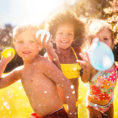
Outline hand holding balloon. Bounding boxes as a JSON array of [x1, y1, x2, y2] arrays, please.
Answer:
[[1, 47, 15, 59], [89, 38, 114, 71], [36, 29, 51, 45]]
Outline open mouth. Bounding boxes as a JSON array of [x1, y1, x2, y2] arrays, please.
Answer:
[[22, 51, 32, 55], [60, 40, 70, 44]]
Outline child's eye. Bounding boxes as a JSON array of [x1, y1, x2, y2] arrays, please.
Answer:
[[58, 32, 63, 35], [104, 38, 108, 40], [30, 40, 35, 43], [18, 41, 23, 44], [68, 33, 73, 36]]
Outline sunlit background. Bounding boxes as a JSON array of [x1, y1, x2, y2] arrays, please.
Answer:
[[0, 0, 67, 25], [0, 0, 118, 118]]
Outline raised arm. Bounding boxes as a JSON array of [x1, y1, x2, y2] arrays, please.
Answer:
[[36, 30, 60, 68], [41, 60, 77, 118], [0, 56, 21, 88], [77, 52, 97, 82]]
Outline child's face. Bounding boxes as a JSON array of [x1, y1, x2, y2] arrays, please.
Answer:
[[55, 23, 74, 49], [14, 30, 42, 61], [95, 28, 114, 49]]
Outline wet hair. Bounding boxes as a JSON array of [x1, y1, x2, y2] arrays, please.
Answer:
[[46, 8, 85, 47], [12, 25, 39, 42], [86, 19, 114, 45]]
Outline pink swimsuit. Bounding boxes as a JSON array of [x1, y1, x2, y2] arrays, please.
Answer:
[[87, 64, 118, 113]]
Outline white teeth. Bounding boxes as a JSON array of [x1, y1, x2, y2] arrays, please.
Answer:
[[61, 41, 68, 43]]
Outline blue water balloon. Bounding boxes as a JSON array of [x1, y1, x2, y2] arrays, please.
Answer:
[[89, 38, 114, 71]]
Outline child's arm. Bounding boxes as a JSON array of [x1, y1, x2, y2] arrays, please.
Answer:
[[77, 52, 97, 82], [36, 30, 60, 68], [44, 41, 60, 69], [0, 57, 21, 88], [41, 60, 77, 118]]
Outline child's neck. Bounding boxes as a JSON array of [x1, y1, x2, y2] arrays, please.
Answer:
[[56, 46, 72, 53], [23, 58, 35, 67]]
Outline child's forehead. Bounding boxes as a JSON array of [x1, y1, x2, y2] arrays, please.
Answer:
[[97, 27, 112, 36], [13, 25, 38, 38], [15, 29, 37, 40], [19, 30, 34, 37]]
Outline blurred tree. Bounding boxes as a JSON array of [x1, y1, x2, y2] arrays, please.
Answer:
[[104, 0, 118, 61], [0, 24, 13, 52], [63, 0, 113, 18]]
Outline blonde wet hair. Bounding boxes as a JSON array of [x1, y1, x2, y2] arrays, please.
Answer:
[[13, 25, 39, 42], [86, 19, 114, 45]]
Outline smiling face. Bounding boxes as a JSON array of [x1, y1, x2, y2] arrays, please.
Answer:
[[14, 30, 42, 61], [55, 23, 74, 50]]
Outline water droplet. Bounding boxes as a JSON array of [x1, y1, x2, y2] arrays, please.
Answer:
[[3, 102, 10, 109], [69, 112, 72, 115], [19, 86, 22, 90], [70, 85, 74, 89], [73, 68, 77, 71], [66, 96, 70, 99], [53, 58, 57, 61], [44, 91, 47, 94], [72, 90, 75, 94]]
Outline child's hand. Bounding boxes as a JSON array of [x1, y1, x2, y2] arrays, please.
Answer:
[[77, 51, 93, 70], [77, 51, 97, 82], [1, 48, 15, 64], [1, 51, 15, 64], [36, 29, 52, 49]]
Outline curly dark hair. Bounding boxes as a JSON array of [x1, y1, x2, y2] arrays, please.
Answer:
[[46, 8, 85, 47]]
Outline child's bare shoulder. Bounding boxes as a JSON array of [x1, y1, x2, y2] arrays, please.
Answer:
[[37, 56, 56, 70], [36, 55, 51, 65]]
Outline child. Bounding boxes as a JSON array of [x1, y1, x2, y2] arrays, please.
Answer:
[[0, 25, 77, 118], [78, 19, 118, 118], [45, 9, 85, 103]]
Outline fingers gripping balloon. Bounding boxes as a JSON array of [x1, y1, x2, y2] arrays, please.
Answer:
[[89, 38, 114, 71], [1, 47, 15, 58], [36, 29, 50, 43]]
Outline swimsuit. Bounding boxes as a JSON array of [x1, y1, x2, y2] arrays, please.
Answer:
[[87, 65, 118, 113], [60, 47, 81, 79], [87, 98, 113, 113], [31, 108, 68, 118]]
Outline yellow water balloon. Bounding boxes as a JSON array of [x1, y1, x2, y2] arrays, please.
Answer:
[[1, 47, 15, 58]]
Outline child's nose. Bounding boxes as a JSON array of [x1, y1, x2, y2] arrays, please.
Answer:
[[23, 43, 29, 48], [62, 34, 67, 38], [62, 34, 70, 39]]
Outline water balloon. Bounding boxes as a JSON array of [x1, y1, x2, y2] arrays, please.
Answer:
[[1, 47, 15, 58], [89, 38, 114, 71]]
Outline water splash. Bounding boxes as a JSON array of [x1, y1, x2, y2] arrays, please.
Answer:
[[70, 85, 74, 89], [3, 102, 10, 110]]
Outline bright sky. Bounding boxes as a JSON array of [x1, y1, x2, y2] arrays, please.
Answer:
[[0, 0, 65, 25]]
